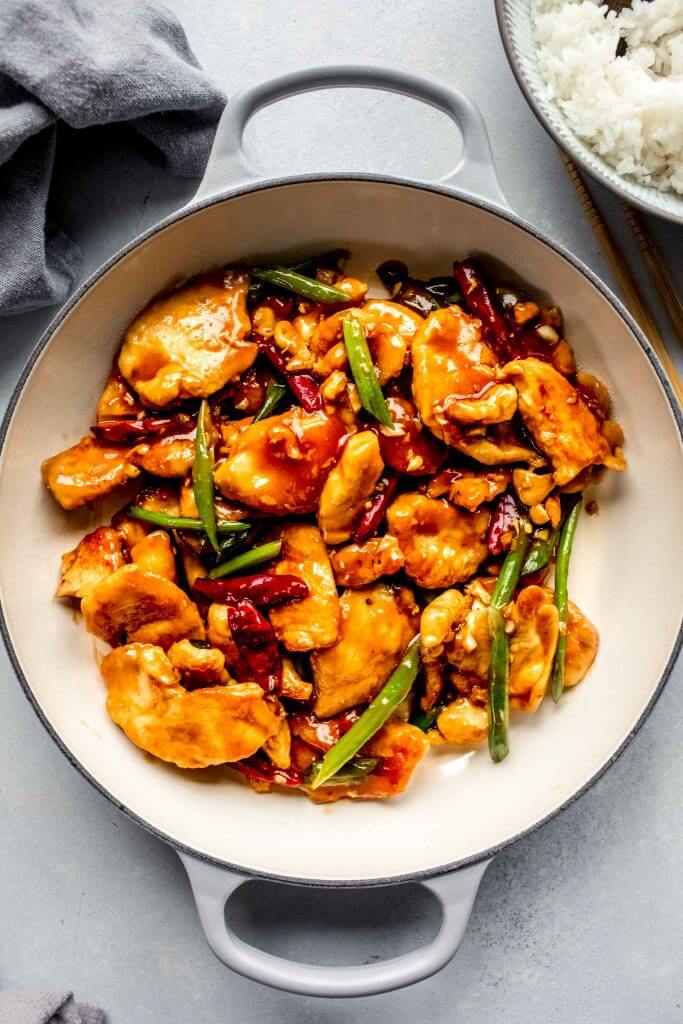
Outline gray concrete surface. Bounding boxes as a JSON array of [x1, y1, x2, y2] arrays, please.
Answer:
[[1, 1, 682, 1021]]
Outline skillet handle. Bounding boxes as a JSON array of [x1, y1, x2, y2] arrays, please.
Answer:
[[179, 851, 490, 998], [194, 63, 508, 209]]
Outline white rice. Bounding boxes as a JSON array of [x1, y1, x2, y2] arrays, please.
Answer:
[[533, 0, 683, 193]]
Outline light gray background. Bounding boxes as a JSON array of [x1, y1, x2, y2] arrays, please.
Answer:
[[1, 1, 682, 1021]]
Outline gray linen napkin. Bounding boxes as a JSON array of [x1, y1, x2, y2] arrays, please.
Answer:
[[0, 990, 104, 1024], [0, 0, 226, 317]]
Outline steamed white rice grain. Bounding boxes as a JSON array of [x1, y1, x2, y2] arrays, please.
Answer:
[[533, 0, 683, 193]]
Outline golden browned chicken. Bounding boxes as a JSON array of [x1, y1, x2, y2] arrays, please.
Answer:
[[41, 436, 140, 510], [317, 431, 384, 544], [312, 301, 422, 384], [102, 643, 280, 768], [306, 722, 429, 803], [386, 494, 490, 589], [506, 586, 559, 712], [505, 358, 625, 485], [329, 536, 404, 588], [167, 639, 231, 686], [118, 271, 256, 408], [268, 523, 341, 651], [82, 565, 204, 647], [435, 699, 488, 746], [420, 589, 471, 708], [130, 431, 196, 478], [427, 468, 509, 512], [214, 409, 346, 514], [57, 526, 127, 599], [129, 530, 177, 582], [311, 584, 419, 717], [411, 306, 517, 440]]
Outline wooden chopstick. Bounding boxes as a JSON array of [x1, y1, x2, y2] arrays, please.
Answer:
[[560, 150, 683, 408], [620, 202, 683, 348]]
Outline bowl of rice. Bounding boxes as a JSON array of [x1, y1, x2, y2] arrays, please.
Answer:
[[496, 0, 683, 223]]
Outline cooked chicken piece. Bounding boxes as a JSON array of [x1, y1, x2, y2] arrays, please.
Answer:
[[268, 524, 341, 651], [41, 436, 140, 510], [280, 657, 314, 701], [118, 271, 256, 408], [507, 586, 559, 711], [130, 429, 196, 478], [133, 482, 180, 516], [206, 602, 244, 676], [263, 699, 292, 769], [450, 421, 546, 468], [317, 432, 384, 544], [555, 595, 599, 688], [56, 526, 127, 600], [82, 564, 204, 648], [129, 530, 177, 582], [386, 494, 489, 589], [306, 722, 428, 803], [215, 409, 346, 515], [445, 581, 559, 712], [445, 579, 493, 680], [330, 536, 404, 588], [311, 584, 419, 717], [442, 384, 518, 427], [436, 698, 488, 746], [505, 358, 624, 486], [312, 301, 423, 384], [373, 395, 447, 476], [426, 468, 509, 512], [96, 361, 143, 421], [512, 467, 554, 507], [102, 643, 279, 768], [420, 589, 471, 708], [112, 515, 149, 548], [179, 546, 206, 589], [411, 306, 515, 441], [167, 639, 231, 687]]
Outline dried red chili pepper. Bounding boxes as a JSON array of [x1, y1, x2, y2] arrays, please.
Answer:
[[222, 596, 281, 693], [259, 293, 296, 319], [257, 334, 322, 412], [354, 475, 399, 543], [487, 493, 521, 556], [233, 755, 303, 788], [289, 709, 360, 752], [454, 260, 510, 351], [193, 573, 309, 607], [91, 416, 192, 444]]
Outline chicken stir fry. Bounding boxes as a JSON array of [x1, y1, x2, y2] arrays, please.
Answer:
[[43, 254, 625, 800]]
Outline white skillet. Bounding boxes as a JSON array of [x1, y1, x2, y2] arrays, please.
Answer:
[[0, 65, 681, 998]]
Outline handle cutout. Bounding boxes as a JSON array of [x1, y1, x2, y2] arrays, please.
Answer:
[[244, 88, 463, 182], [227, 879, 441, 968]]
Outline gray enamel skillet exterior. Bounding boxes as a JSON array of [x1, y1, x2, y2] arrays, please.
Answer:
[[1, 64, 682, 997]]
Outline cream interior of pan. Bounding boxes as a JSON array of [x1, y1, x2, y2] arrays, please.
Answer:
[[0, 180, 681, 883]]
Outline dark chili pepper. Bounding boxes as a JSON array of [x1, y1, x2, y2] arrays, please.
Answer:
[[193, 572, 309, 607], [391, 279, 438, 317], [239, 642, 281, 694], [233, 755, 303, 788], [223, 596, 275, 646], [293, 249, 349, 277], [290, 709, 360, 752], [487, 492, 521, 556], [222, 596, 281, 692], [354, 475, 399, 543], [257, 334, 322, 412], [259, 293, 296, 318], [424, 276, 462, 305], [454, 260, 510, 350], [91, 416, 191, 444], [376, 259, 409, 293]]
